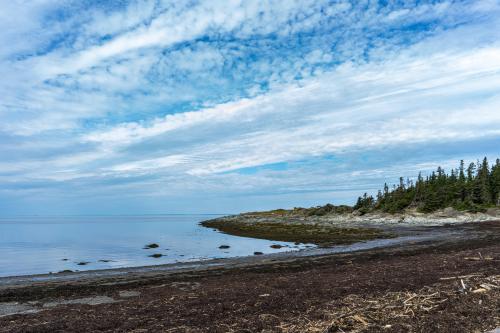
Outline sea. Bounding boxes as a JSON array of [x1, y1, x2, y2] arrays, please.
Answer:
[[0, 214, 309, 277]]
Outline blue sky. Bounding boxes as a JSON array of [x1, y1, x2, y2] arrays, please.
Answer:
[[1, 0, 500, 215]]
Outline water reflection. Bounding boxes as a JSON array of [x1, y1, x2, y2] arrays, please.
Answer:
[[0, 215, 310, 277]]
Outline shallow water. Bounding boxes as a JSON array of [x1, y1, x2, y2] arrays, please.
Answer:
[[0, 215, 310, 277]]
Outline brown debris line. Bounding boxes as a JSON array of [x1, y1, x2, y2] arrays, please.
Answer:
[[0, 221, 499, 333], [280, 275, 500, 333]]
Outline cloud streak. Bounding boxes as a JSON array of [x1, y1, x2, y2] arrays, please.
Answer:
[[1, 0, 499, 214]]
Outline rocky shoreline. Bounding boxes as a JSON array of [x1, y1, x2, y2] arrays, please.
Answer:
[[1, 220, 498, 332], [200, 207, 500, 246], [204, 207, 500, 227]]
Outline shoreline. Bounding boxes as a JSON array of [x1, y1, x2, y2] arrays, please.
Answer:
[[0, 220, 498, 332], [0, 219, 494, 288], [200, 207, 500, 246], [0, 230, 446, 289], [203, 207, 500, 226], [1, 210, 497, 282], [0, 212, 482, 284]]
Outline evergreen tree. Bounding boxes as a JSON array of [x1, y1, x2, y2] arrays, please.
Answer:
[[491, 159, 500, 206], [362, 157, 499, 213], [478, 157, 491, 205]]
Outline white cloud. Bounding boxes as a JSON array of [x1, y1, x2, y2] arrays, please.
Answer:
[[1, 0, 500, 213], [78, 42, 500, 177]]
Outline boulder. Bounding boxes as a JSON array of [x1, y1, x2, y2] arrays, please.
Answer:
[[486, 208, 499, 217], [442, 207, 459, 217]]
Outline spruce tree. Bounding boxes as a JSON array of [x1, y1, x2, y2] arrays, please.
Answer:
[[478, 157, 491, 205], [367, 158, 499, 213], [491, 159, 500, 206]]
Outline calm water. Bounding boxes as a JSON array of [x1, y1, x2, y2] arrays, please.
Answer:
[[0, 215, 309, 277]]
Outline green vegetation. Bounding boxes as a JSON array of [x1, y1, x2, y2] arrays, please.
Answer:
[[239, 157, 499, 217], [243, 205, 354, 217], [201, 157, 499, 246], [240, 157, 499, 216], [201, 220, 392, 247], [354, 157, 500, 214]]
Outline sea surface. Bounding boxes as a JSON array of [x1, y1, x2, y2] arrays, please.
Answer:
[[0, 215, 310, 277]]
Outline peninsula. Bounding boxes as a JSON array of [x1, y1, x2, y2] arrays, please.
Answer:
[[202, 158, 500, 245]]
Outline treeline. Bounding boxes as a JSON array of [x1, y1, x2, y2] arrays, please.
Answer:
[[354, 157, 500, 214]]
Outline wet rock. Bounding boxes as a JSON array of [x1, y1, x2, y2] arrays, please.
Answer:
[[253, 252, 264, 255], [143, 243, 159, 249], [98, 259, 113, 263], [58, 270, 73, 273], [76, 262, 90, 266], [218, 245, 230, 249], [149, 253, 163, 258], [270, 244, 283, 249], [61, 258, 68, 261]]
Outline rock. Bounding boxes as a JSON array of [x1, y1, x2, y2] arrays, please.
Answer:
[[143, 243, 159, 249], [486, 208, 499, 217], [270, 244, 283, 249], [58, 270, 73, 273], [218, 245, 230, 249], [352, 210, 362, 216], [253, 251, 264, 255], [443, 207, 459, 217], [76, 261, 90, 266], [148, 253, 163, 258]]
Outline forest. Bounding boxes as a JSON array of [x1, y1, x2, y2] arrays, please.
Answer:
[[354, 157, 500, 214]]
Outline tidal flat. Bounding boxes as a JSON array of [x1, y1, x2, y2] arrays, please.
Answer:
[[200, 219, 394, 246], [0, 220, 498, 332], [200, 207, 500, 246]]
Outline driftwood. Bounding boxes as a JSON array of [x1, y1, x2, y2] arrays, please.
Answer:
[[277, 274, 500, 332]]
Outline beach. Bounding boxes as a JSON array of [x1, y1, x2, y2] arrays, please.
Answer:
[[1, 219, 499, 332]]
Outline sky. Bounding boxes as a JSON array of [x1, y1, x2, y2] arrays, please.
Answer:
[[0, 0, 500, 215]]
